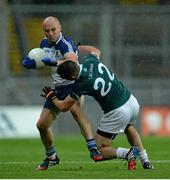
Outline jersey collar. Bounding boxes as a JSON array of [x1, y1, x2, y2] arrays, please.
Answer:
[[55, 32, 62, 45]]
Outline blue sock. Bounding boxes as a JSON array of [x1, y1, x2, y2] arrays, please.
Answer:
[[46, 146, 56, 157], [86, 139, 97, 150]]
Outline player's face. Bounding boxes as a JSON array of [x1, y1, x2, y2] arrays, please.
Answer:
[[43, 20, 61, 43]]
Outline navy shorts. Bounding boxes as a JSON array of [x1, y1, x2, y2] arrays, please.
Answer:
[[44, 84, 74, 111]]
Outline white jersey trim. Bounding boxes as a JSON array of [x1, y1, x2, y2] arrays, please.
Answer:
[[55, 32, 62, 45], [61, 36, 74, 52]]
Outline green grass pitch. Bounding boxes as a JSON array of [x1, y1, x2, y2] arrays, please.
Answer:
[[0, 135, 170, 179]]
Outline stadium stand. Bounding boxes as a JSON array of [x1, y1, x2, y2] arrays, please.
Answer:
[[0, 4, 170, 107], [8, 17, 22, 74]]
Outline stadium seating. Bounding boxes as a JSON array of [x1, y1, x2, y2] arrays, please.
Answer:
[[8, 17, 22, 74]]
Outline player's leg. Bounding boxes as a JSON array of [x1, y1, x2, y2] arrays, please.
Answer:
[[95, 131, 139, 170], [94, 100, 141, 169], [70, 96, 103, 161], [124, 95, 153, 169], [95, 132, 117, 159], [95, 131, 138, 160], [36, 107, 60, 170], [125, 124, 153, 169], [55, 85, 102, 161], [70, 97, 93, 139]]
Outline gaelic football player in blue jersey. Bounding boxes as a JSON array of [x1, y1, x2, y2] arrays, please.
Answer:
[[23, 16, 102, 170]]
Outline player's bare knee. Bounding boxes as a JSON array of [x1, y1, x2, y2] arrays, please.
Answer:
[[95, 132, 112, 149], [36, 119, 47, 130]]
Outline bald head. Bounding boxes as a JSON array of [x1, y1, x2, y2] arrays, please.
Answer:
[[42, 16, 60, 26], [42, 16, 62, 43]]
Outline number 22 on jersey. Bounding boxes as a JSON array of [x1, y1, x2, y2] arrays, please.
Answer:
[[93, 63, 114, 96]]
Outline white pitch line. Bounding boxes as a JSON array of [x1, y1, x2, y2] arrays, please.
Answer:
[[0, 160, 170, 165]]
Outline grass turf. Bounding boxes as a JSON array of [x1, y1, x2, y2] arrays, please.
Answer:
[[0, 135, 170, 179]]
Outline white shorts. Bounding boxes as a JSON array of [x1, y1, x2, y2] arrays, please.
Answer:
[[97, 94, 140, 134]]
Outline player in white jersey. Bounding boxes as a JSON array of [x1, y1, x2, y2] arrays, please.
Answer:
[[22, 16, 103, 170]]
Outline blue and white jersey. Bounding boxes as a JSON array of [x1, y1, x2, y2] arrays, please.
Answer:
[[40, 32, 78, 86]]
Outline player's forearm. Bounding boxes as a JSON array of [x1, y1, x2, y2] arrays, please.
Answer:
[[57, 52, 78, 65], [41, 86, 75, 112], [51, 99, 69, 112], [78, 45, 101, 58], [52, 100, 69, 112]]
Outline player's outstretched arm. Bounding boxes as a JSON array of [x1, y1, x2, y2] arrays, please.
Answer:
[[56, 51, 78, 66], [78, 45, 101, 59], [41, 86, 76, 112]]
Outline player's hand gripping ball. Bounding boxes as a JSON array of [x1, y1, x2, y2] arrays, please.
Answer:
[[28, 48, 46, 69]]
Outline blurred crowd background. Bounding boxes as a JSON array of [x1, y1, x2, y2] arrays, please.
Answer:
[[0, 0, 170, 136]]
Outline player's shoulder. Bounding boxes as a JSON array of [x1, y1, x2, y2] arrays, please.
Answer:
[[59, 34, 75, 46], [62, 34, 74, 42], [57, 34, 77, 53]]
